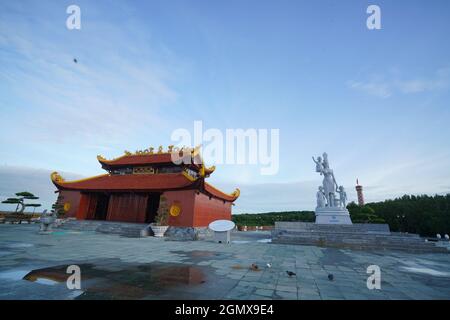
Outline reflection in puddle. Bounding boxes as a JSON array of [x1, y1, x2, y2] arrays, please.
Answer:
[[6, 243, 34, 248], [231, 265, 245, 269], [171, 250, 232, 262], [23, 267, 69, 285], [0, 270, 30, 281], [231, 239, 272, 244], [400, 260, 450, 277], [176, 250, 219, 258], [20, 262, 211, 299], [401, 267, 450, 277]]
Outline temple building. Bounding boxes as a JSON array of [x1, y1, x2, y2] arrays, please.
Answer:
[[51, 146, 240, 227]]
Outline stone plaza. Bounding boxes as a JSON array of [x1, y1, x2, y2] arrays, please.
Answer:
[[0, 224, 449, 300]]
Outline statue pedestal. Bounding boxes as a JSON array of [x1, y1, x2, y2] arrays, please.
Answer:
[[315, 207, 352, 225]]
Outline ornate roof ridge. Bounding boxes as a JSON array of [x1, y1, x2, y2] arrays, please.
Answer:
[[97, 145, 203, 162], [204, 181, 240, 201]]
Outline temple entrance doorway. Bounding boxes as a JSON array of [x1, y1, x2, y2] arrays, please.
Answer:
[[94, 193, 109, 220], [145, 193, 161, 223]]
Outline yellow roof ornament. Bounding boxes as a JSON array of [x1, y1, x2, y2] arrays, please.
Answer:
[[50, 172, 65, 183]]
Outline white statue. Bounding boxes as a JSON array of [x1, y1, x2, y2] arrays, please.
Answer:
[[39, 210, 56, 234], [312, 152, 352, 224], [313, 153, 338, 207], [313, 156, 324, 174], [338, 186, 347, 207], [316, 186, 326, 208]]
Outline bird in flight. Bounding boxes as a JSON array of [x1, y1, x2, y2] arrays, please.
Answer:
[[73, 58, 78, 63]]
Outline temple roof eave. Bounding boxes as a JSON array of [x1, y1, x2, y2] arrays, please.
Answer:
[[51, 171, 239, 202]]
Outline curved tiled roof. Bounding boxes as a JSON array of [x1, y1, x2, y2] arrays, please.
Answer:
[[98, 153, 175, 167], [51, 172, 198, 192], [51, 171, 240, 202], [204, 182, 240, 202]]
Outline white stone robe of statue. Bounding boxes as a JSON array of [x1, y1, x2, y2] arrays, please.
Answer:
[[316, 187, 326, 208], [322, 168, 336, 207], [338, 186, 347, 207]]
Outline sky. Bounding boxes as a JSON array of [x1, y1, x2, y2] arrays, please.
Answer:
[[1, 0, 450, 213]]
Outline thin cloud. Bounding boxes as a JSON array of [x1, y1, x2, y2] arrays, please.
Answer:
[[347, 67, 450, 98], [0, 165, 84, 212], [0, 2, 180, 147]]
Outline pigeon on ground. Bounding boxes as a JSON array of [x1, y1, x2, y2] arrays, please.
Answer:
[[73, 58, 78, 63], [328, 273, 334, 281], [266, 263, 272, 268], [286, 271, 296, 277], [250, 263, 259, 271]]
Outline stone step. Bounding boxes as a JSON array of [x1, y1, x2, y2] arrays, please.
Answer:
[[272, 238, 449, 253], [58, 220, 147, 238]]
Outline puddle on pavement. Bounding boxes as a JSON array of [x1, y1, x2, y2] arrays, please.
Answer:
[[0, 250, 14, 256], [23, 266, 70, 285], [0, 270, 30, 281], [17, 261, 224, 299], [231, 239, 272, 244], [171, 250, 233, 262], [6, 243, 34, 248], [400, 266, 450, 277]]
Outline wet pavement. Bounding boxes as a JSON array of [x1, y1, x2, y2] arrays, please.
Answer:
[[0, 224, 449, 300]]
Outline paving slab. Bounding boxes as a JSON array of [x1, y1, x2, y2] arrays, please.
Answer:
[[0, 224, 449, 300]]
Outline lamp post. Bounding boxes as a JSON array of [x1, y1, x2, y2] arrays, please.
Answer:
[[396, 214, 406, 233]]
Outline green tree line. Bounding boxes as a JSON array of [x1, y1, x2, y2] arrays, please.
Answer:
[[233, 194, 450, 236], [232, 211, 315, 226], [356, 194, 450, 236]]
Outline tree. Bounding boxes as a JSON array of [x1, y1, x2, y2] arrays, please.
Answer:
[[26, 203, 42, 213], [155, 196, 169, 225], [347, 202, 385, 224], [366, 194, 450, 236], [1, 191, 41, 214], [51, 194, 66, 217]]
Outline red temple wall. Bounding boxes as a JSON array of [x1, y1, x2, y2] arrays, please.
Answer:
[[192, 192, 232, 227], [62, 189, 233, 227], [76, 193, 92, 220], [107, 193, 148, 223], [165, 190, 196, 227], [58, 190, 81, 218]]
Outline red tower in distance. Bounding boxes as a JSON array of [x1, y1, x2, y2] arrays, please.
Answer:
[[355, 179, 365, 206]]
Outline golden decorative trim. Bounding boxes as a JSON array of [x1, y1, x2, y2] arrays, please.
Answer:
[[170, 203, 182, 217], [206, 166, 216, 173], [51, 171, 109, 185], [199, 165, 206, 178], [231, 188, 240, 198], [132, 166, 155, 175], [50, 172, 65, 183], [182, 170, 198, 182], [63, 202, 71, 212], [98, 146, 181, 163], [205, 182, 240, 199]]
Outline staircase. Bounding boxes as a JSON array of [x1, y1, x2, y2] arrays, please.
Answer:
[[59, 220, 148, 238], [272, 222, 448, 253]]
